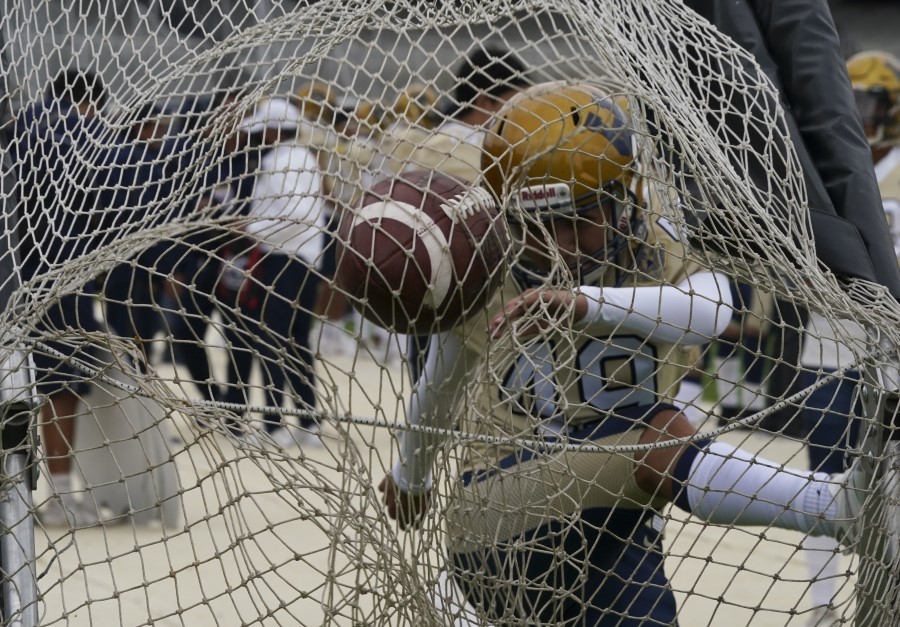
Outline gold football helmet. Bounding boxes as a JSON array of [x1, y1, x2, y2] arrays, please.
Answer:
[[293, 80, 338, 126], [392, 83, 440, 129], [349, 99, 389, 138], [482, 80, 641, 284], [847, 51, 900, 146]]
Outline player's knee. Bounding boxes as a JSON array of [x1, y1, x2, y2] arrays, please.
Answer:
[[634, 461, 667, 497], [633, 409, 696, 498]]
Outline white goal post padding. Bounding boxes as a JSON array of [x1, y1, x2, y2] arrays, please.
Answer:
[[0, 1, 898, 626], [72, 347, 181, 528]]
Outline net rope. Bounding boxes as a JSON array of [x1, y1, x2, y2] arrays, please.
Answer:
[[0, 0, 898, 625]]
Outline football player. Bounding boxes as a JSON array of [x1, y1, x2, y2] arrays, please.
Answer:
[[379, 81, 877, 625]]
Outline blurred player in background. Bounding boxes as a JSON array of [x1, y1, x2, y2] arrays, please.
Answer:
[[799, 50, 900, 627], [97, 102, 180, 364], [153, 85, 249, 402], [387, 83, 441, 134], [396, 45, 530, 184], [240, 97, 329, 448], [291, 80, 369, 359], [380, 81, 880, 625], [12, 68, 110, 527]]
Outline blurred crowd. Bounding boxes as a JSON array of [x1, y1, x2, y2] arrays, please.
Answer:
[[5, 46, 527, 462], [4, 41, 539, 528]]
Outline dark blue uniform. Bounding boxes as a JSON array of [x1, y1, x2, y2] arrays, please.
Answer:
[[11, 95, 108, 396], [450, 405, 682, 627], [94, 114, 190, 347]]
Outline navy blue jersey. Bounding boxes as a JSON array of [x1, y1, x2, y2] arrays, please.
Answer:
[[12, 96, 109, 281]]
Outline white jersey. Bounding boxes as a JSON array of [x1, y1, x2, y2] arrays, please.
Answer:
[[363, 118, 486, 184], [800, 146, 900, 369], [245, 142, 329, 264]]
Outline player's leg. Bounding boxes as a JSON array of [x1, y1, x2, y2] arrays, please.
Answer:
[[214, 311, 256, 438], [449, 510, 677, 627], [445, 413, 682, 626], [671, 348, 713, 428], [165, 249, 218, 403], [800, 368, 861, 625], [33, 294, 103, 527], [314, 209, 355, 357], [103, 263, 159, 371], [40, 390, 77, 481], [633, 407, 864, 546], [280, 258, 320, 433], [102, 263, 134, 339], [210, 241, 263, 437], [254, 251, 320, 439]]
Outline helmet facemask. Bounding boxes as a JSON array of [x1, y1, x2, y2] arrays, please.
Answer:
[[507, 178, 641, 288], [854, 87, 900, 147], [847, 51, 900, 148]]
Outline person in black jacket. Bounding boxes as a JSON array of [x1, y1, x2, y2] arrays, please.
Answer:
[[97, 102, 177, 356], [683, 0, 900, 296], [678, 4, 900, 622]]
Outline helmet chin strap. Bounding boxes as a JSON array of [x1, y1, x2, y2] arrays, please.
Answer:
[[575, 227, 636, 288]]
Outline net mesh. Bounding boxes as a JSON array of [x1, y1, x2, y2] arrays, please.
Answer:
[[0, 0, 898, 625]]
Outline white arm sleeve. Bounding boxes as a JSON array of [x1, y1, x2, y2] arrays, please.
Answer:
[[391, 331, 475, 495], [575, 271, 733, 345]]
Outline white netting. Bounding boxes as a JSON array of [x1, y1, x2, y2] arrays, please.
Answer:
[[0, 0, 898, 625]]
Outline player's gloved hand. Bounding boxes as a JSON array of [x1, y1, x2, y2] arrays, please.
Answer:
[[378, 475, 431, 530], [489, 287, 589, 339]]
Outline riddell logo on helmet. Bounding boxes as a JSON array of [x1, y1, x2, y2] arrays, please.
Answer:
[[519, 184, 571, 210]]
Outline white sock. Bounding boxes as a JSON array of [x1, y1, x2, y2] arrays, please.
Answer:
[[803, 534, 839, 608], [685, 442, 837, 536], [716, 356, 743, 411]]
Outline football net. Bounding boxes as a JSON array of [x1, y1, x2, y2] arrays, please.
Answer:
[[0, 0, 898, 625]]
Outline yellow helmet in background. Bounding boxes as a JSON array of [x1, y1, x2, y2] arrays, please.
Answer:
[[481, 81, 642, 284], [847, 51, 900, 147], [350, 99, 389, 137], [293, 80, 339, 126], [392, 83, 440, 129]]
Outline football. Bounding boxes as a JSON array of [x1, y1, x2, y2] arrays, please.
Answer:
[[335, 170, 509, 335]]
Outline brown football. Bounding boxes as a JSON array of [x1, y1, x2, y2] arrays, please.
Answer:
[[335, 170, 508, 335]]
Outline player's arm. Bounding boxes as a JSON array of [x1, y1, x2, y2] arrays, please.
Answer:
[[489, 270, 732, 345], [381, 330, 475, 528], [575, 270, 732, 344]]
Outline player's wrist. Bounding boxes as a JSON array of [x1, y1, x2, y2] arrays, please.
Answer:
[[573, 286, 604, 330], [391, 461, 432, 495]]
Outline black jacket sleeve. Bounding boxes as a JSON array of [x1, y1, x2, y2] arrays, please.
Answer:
[[685, 0, 900, 298]]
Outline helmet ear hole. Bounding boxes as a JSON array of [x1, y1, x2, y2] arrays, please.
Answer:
[[571, 108, 581, 127]]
